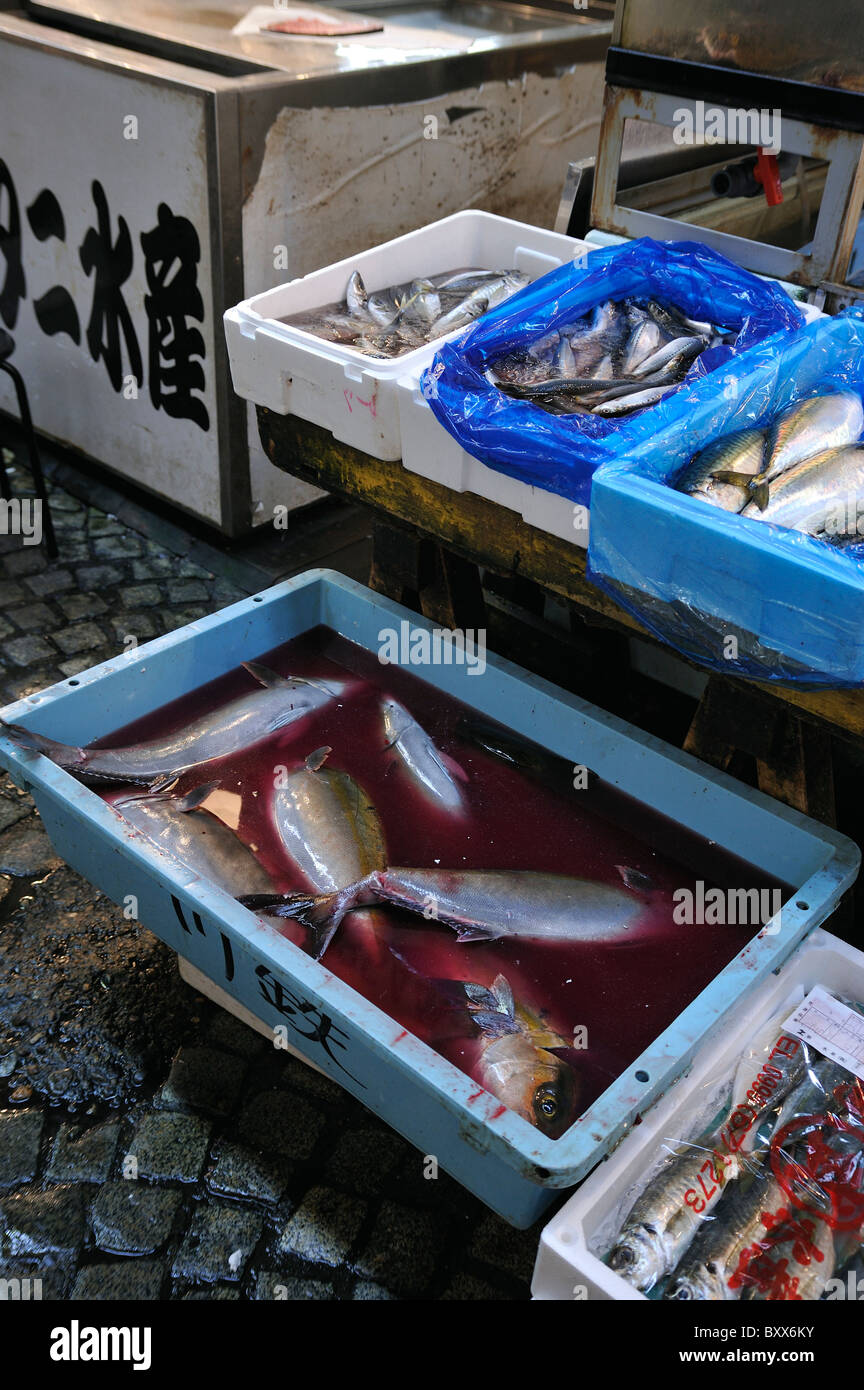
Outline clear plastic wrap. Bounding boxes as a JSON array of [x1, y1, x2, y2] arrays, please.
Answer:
[[420, 238, 804, 508], [586, 308, 864, 687], [597, 988, 864, 1300]]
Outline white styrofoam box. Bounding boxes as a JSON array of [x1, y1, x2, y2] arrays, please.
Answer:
[[531, 927, 863, 1301], [398, 377, 590, 546], [224, 211, 589, 461]]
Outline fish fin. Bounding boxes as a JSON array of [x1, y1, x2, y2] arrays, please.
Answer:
[[455, 924, 499, 943], [749, 481, 771, 512], [616, 864, 655, 894], [470, 1009, 521, 1037], [542, 1046, 584, 1071], [490, 974, 515, 1017], [0, 718, 85, 767], [242, 661, 284, 688], [147, 773, 180, 795], [305, 746, 332, 773], [440, 750, 470, 784], [710, 470, 755, 492], [113, 777, 180, 808], [174, 781, 221, 814]]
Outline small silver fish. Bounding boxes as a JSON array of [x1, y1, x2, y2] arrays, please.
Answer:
[[592, 385, 674, 416], [1, 663, 346, 788], [346, 269, 368, 318], [666, 1165, 787, 1301], [630, 335, 705, 380], [381, 698, 466, 813]]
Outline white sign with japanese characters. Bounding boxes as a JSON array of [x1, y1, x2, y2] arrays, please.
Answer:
[[0, 37, 221, 522]]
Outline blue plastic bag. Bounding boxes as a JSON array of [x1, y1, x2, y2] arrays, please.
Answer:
[[421, 238, 805, 507], [586, 308, 864, 689]]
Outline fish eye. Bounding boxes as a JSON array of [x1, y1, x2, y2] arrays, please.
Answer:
[[533, 1086, 559, 1122]]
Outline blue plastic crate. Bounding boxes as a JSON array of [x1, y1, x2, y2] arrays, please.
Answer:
[[587, 310, 864, 686], [0, 570, 858, 1226]]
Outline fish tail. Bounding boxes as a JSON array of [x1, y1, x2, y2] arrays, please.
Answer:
[[749, 481, 771, 511], [0, 718, 86, 771], [710, 470, 756, 492], [238, 883, 361, 960]]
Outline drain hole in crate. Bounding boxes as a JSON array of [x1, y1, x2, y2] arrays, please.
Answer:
[[635, 1070, 649, 1083], [253, 596, 263, 602], [69, 680, 80, 687], [796, 900, 809, 910]]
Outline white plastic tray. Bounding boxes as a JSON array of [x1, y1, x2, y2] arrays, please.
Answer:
[[531, 927, 864, 1300], [224, 210, 588, 461], [398, 377, 589, 546]]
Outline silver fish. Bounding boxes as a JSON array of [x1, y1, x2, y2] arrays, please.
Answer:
[[246, 865, 647, 957], [763, 391, 864, 483], [433, 293, 489, 336], [621, 320, 662, 375], [592, 385, 674, 416], [742, 445, 864, 534], [630, 335, 705, 380], [246, 746, 388, 958], [346, 269, 368, 318], [676, 428, 767, 512], [608, 1140, 743, 1291], [381, 698, 465, 813], [112, 783, 277, 898], [666, 1165, 787, 1301], [1, 662, 345, 788], [739, 1212, 835, 1301]]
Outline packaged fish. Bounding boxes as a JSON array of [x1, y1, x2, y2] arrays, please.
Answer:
[[599, 985, 864, 1300]]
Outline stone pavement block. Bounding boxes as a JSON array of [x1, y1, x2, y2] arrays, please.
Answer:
[[9, 603, 55, 631], [3, 550, 44, 578], [442, 1272, 511, 1300], [76, 564, 124, 591], [24, 569, 75, 596], [58, 656, 99, 679], [4, 635, 55, 666], [0, 1257, 75, 1300], [127, 1112, 212, 1182], [324, 1128, 405, 1197], [207, 1141, 291, 1206], [87, 512, 123, 537], [256, 1273, 334, 1301], [0, 616, 14, 641], [172, 1202, 263, 1283], [352, 1281, 395, 1301], [53, 623, 106, 657], [1, 1186, 85, 1256], [277, 1187, 366, 1268], [235, 1091, 325, 1161], [111, 613, 158, 642], [90, 1182, 182, 1255], [0, 819, 62, 877], [182, 1286, 241, 1300], [119, 584, 161, 608], [163, 605, 207, 630], [92, 535, 143, 560], [155, 1047, 246, 1117], [277, 1051, 345, 1104], [468, 1214, 538, 1283], [0, 1111, 44, 1189], [71, 1261, 165, 1300], [46, 1121, 119, 1183], [0, 580, 27, 607], [0, 797, 28, 833], [168, 580, 208, 603], [205, 1010, 266, 1059], [353, 1203, 448, 1297], [57, 592, 108, 621]]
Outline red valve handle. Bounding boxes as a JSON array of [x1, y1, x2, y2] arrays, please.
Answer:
[[755, 148, 784, 206]]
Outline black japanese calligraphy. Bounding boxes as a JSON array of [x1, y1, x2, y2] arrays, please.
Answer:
[[0, 159, 25, 330], [140, 203, 209, 431], [27, 189, 80, 344], [79, 180, 143, 393]]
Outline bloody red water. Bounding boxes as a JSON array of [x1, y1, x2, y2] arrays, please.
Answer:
[[96, 626, 789, 1137]]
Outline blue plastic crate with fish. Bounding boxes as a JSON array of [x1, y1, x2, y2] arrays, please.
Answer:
[[587, 308, 864, 687], [420, 237, 804, 509], [0, 571, 857, 1227]]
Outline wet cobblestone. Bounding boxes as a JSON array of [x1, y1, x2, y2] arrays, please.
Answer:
[[0, 458, 533, 1301]]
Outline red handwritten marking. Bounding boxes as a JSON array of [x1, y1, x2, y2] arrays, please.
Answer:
[[355, 394, 377, 417], [729, 1206, 826, 1300], [771, 1107, 864, 1231], [489, 1105, 507, 1120], [343, 388, 354, 412], [393, 1030, 408, 1044], [466, 1089, 484, 1104]]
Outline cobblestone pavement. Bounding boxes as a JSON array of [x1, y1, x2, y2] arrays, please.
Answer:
[[0, 450, 537, 1301]]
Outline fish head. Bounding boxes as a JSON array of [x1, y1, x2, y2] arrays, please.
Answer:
[[481, 1033, 580, 1138], [607, 1224, 668, 1290], [667, 1261, 730, 1301]]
